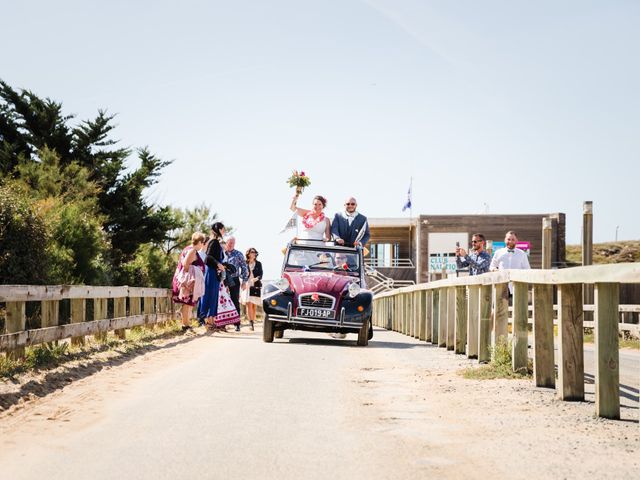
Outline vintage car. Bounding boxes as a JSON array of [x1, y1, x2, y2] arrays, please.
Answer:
[[262, 240, 373, 346]]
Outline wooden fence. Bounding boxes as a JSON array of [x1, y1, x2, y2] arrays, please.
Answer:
[[372, 263, 640, 420], [0, 285, 174, 359]]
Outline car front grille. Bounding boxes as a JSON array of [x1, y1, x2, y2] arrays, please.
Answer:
[[298, 293, 335, 309]]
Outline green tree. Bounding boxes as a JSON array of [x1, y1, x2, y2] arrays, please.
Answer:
[[0, 79, 180, 284], [0, 185, 49, 284]]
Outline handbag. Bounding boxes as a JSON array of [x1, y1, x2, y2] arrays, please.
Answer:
[[249, 285, 261, 297]]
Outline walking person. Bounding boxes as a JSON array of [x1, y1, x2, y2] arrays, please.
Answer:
[[198, 223, 227, 329], [455, 233, 491, 276], [242, 248, 263, 331], [331, 197, 370, 247], [172, 232, 206, 332], [223, 237, 249, 332]]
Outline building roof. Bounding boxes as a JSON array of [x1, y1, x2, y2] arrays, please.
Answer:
[[368, 218, 419, 228]]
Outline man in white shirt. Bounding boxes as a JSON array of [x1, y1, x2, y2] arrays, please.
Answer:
[[490, 231, 530, 294]]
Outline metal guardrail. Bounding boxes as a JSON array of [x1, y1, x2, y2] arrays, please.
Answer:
[[372, 262, 640, 420], [366, 258, 415, 268]]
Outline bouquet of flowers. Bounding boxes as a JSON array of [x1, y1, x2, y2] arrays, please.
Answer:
[[286, 170, 311, 194]]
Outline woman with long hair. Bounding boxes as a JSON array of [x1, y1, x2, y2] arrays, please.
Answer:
[[172, 232, 206, 332], [290, 194, 331, 241], [198, 223, 226, 328], [242, 248, 263, 331]]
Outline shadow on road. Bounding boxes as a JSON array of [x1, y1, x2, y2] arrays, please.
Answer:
[[583, 372, 639, 404], [0, 333, 201, 412]]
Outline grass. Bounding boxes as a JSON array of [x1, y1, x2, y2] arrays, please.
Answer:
[[460, 338, 533, 380], [583, 333, 640, 350], [0, 321, 184, 380], [565, 240, 640, 265]]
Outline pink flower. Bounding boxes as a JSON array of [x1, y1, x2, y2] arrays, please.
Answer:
[[311, 293, 320, 302], [293, 170, 298, 176], [300, 171, 305, 176]]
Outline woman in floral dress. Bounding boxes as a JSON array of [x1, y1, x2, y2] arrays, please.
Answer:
[[172, 232, 206, 332]]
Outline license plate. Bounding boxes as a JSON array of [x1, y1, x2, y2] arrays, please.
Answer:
[[297, 307, 336, 319]]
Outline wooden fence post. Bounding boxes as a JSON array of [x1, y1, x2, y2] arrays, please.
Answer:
[[70, 298, 86, 347], [114, 297, 127, 339], [144, 297, 155, 328], [455, 286, 467, 354], [5, 301, 26, 360], [425, 290, 433, 343], [533, 284, 555, 388], [512, 282, 529, 372], [447, 287, 455, 351], [415, 292, 422, 339], [94, 298, 108, 342], [41, 299, 59, 347], [418, 291, 426, 341], [467, 285, 480, 359], [438, 288, 447, 348], [595, 283, 620, 419], [493, 283, 509, 345], [130, 296, 141, 328], [431, 289, 439, 345], [479, 285, 492, 362], [558, 283, 585, 401]]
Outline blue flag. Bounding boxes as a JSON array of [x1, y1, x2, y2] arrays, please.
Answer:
[[402, 181, 412, 212]]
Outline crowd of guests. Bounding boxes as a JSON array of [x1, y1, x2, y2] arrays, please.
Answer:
[[170, 193, 371, 334], [171, 222, 263, 333]]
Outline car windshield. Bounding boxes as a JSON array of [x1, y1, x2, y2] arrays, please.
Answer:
[[285, 248, 360, 274]]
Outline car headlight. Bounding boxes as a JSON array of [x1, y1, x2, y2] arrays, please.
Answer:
[[348, 282, 361, 298], [274, 278, 290, 292]]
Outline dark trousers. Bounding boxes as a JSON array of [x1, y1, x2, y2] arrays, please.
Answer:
[[228, 280, 241, 325]]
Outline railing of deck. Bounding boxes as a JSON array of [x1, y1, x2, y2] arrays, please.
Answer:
[[371, 263, 640, 420]]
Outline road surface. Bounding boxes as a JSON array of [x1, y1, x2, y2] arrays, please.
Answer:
[[0, 327, 637, 479]]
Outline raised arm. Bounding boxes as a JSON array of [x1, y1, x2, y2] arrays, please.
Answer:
[[290, 193, 309, 217], [182, 247, 197, 269]]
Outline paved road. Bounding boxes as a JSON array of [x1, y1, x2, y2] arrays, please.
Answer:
[[0, 327, 637, 480]]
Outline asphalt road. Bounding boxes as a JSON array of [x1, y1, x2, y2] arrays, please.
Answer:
[[0, 327, 637, 480]]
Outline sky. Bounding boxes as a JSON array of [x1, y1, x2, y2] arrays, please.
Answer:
[[3, 0, 639, 277]]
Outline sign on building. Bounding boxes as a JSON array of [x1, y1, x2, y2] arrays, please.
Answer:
[[428, 232, 469, 274]]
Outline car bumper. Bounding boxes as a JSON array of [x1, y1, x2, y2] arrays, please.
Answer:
[[268, 305, 367, 329]]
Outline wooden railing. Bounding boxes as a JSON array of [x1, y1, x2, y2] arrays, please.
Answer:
[[0, 285, 174, 359], [372, 263, 640, 420]]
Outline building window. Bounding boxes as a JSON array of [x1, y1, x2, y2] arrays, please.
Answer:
[[370, 243, 399, 267]]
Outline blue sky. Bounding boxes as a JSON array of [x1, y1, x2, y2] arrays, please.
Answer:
[[3, 0, 639, 276]]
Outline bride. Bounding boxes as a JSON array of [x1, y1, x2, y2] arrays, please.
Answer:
[[290, 193, 331, 241]]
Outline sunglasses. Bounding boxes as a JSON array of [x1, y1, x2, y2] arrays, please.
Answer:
[[345, 203, 356, 206], [471, 240, 483, 243]]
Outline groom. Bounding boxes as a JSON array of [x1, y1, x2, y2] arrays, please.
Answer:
[[331, 197, 370, 248]]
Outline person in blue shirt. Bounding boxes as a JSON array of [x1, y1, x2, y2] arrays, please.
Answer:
[[455, 233, 491, 275]]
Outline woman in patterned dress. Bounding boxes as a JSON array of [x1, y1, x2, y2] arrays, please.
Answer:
[[172, 232, 206, 332], [198, 223, 227, 329]]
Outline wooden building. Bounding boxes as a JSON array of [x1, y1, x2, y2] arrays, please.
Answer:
[[366, 213, 566, 284]]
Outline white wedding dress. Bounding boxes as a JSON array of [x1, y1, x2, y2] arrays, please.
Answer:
[[298, 215, 326, 241]]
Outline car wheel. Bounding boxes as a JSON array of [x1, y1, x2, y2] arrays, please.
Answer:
[[357, 320, 369, 347], [274, 329, 284, 339], [263, 314, 275, 343], [367, 317, 374, 340]]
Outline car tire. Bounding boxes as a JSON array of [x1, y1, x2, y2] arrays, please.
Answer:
[[367, 317, 374, 340], [263, 314, 275, 343], [274, 330, 284, 339], [357, 320, 369, 347]]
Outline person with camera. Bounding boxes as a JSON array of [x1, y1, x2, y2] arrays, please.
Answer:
[[455, 233, 491, 276], [242, 248, 263, 331], [223, 236, 249, 332]]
